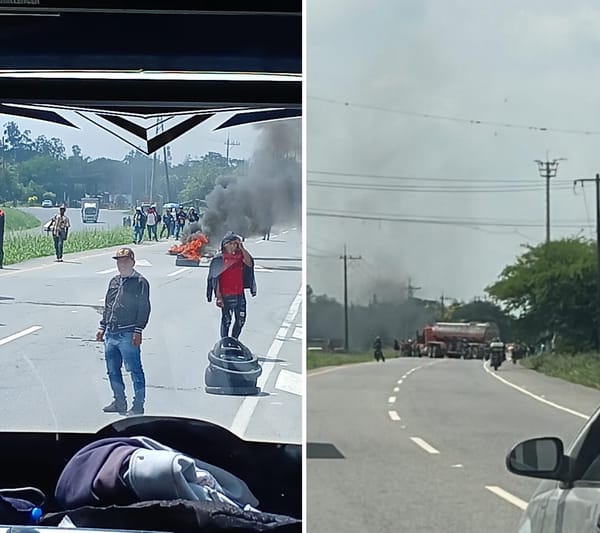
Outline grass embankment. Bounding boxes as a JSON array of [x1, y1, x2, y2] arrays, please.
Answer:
[[307, 351, 383, 370], [3, 227, 133, 265], [3, 207, 40, 231], [522, 353, 600, 390]]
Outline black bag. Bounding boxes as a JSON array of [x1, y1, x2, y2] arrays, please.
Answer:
[[59, 227, 68, 241], [0, 487, 46, 525]]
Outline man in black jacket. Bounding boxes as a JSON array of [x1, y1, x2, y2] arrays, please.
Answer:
[[206, 232, 256, 339], [96, 247, 151, 416]]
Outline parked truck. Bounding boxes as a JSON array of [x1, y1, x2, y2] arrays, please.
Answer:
[[421, 321, 500, 359], [81, 197, 100, 223]]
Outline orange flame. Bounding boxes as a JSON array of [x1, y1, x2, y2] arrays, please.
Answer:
[[168, 233, 209, 260]]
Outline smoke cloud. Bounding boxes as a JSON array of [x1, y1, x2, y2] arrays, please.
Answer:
[[201, 120, 302, 241]]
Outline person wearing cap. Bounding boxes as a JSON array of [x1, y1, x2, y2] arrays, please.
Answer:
[[206, 231, 256, 339], [96, 247, 151, 416], [47, 205, 71, 262]]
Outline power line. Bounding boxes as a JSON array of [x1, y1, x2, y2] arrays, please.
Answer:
[[309, 95, 600, 137], [307, 209, 594, 229], [308, 169, 548, 184], [308, 180, 572, 194]]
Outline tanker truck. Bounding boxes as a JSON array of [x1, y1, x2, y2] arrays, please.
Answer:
[[421, 321, 500, 359]]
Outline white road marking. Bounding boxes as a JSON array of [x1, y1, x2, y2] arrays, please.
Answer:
[[388, 410, 401, 421], [410, 437, 440, 455], [136, 259, 152, 267], [482, 361, 588, 419], [230, 287, 302, 438], [167, 267, 190, 277], [388, 396, 396, 403], [485, 486, 528, 510], [397, 379, 404, 384], [451, 464, 464, 468], [292, 326, 303, 340], [282, 230, 289, 234], [275, 369, 303, 396], [255, 265, 275, 272], [0, 326, 42, 347], [97, 267, 117, 274], [393, 387, 399, 392]]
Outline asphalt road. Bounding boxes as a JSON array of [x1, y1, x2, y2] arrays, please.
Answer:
[[0, 225, 302, 443], [307, 356, 599, 532], [21, 206, 129, 233]]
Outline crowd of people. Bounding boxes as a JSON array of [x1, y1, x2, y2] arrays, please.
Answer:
[[129, 204, 200, 244]]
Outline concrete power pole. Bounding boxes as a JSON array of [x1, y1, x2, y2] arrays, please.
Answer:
[[574, 174, 600, 350], [225, 133, 240, 166], [340, 244, 362, 352], [535, 155, 566, 243]]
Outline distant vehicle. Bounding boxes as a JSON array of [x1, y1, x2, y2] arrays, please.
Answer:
[[421, 321, 500, 359], [81, 197, 100, 223], [41, 199, 53, 208]]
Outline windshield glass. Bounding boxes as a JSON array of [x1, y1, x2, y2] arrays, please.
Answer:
[[0, 98, 302, 444]]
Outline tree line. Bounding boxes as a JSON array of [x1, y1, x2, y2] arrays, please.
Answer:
[[308, 238, 597, 354]]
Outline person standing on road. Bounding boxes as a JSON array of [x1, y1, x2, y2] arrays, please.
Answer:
[[96, 247, 151, 416], [47, 205, 71, 262], [132, 207, 146, 244], [146, 205, 158, 241], [206, 231, 256, 339], [175, 206, 187, 239]]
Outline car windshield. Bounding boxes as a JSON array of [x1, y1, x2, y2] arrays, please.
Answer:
[[0, 7, 302, 446]]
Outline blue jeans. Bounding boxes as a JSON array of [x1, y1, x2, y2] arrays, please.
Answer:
[[104, 330, 146, 408], [221, 294, 247, 339], [133, 225, 144, 243], [53, 235, 65, 259]]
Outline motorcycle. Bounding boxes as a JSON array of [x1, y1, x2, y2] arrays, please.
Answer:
[[374, 348, 385, 362], [490, 342, 506, 371]]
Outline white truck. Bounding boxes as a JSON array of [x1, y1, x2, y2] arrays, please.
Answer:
[[81, 198, 100, 223]]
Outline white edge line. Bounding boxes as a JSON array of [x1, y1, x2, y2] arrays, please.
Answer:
[[393, 387, 399, 392], [397, 379, 404, 384], [0, 326, 42, 347], [485, 486, 528, 510], [410, 437, 440, 454], [388, 410, 401, 421], [482, 361, 588, 419], [388, 396, 396, 403], [230, 287, 302, 438]]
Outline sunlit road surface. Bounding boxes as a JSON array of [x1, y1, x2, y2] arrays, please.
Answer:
[[0, 226, 302, 444], [18, 206, 131, 234], [308, 356, 600, 532]]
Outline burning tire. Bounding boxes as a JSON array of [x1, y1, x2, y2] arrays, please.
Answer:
[[204, 337, 262, 396]]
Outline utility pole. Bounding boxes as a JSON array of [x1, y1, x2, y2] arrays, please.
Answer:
[[340, 244, 362, 352], [535, 154, 566, 243], [574, 174, 600, 350], [225, 133, 240, 165], [407, 277, 421, 299]]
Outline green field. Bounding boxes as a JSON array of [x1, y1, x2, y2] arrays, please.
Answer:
[[2, 226, 133, 265], [521, 353, 600, 390], [2, 207, 41, 231], [307, 350, 394, 370]]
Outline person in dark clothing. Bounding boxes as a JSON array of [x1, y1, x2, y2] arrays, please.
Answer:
[[188, 207, 200, 223], [160, 210, 173, 239], [373, 336, 385, 362], [393, 339, 401, 358], [132, 207, 146, 244], [175, 207, 187, 239], [206, 232, 256, 339], [96, 247, 151, 416]]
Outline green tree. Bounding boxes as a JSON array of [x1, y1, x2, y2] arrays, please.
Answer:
[[486, 238, 597, 352]]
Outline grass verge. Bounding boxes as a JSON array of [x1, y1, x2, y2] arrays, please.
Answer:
[[2, 207, 41, 231], [308, 351, 383, 370], [2, 226, 133, 265], [521, 353, 600, 390]]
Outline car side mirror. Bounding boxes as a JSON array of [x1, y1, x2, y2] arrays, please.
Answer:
[[506, 437, 566, 481]]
